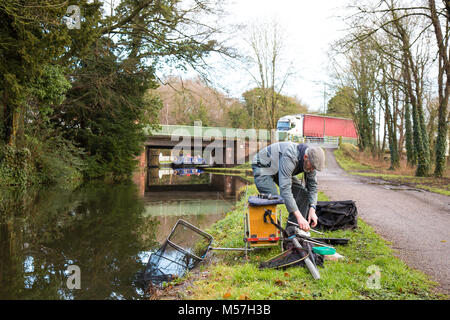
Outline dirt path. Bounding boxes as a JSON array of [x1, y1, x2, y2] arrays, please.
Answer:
[[317, 148, 450, 295]]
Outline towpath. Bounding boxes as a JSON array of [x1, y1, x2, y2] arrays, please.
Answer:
[[317, 148, 450, 295]]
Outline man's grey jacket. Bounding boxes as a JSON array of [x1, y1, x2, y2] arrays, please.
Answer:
[[252, 142, 318, 216]]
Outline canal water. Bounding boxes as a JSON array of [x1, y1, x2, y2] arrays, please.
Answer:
[[0, 168, 249, 300]]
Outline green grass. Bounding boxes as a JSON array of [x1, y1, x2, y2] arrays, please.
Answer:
[[204, 161, 251, 173], [175, 185, 445, 300], [415, 185, 450, 196], [204, 167, 252, 173], [234, 162, 252, 169], [343, 170, 450, 196], [203, 170, 254, 184], [334, 144, 450, 196], [204, 167, 252, 174], [203, 164, 253, 182], [334, 147, 374, 172]]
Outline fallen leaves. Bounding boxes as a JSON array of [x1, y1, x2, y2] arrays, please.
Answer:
[[238, 293, 251, 300], [274, 279, 285, 286], [223, 288, 231, 299]]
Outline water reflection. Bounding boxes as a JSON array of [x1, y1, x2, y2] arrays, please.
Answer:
[[0, 169, 248, 299], [144, 167, 247, 243], [0, 184, 158, 300]]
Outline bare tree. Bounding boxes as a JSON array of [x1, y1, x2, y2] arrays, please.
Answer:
[[331, 0, 446, 177], [244, 18, 295, 129], [428, 0, 449, 177]]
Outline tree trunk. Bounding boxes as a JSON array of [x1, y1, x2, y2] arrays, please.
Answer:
[[394, 17, 430, 176], [386, 102, 399, 169], [377, 95, 382, 158], [381, 114, 387, 159], [404, 101, 416, 165], [428, 0, 449, 177], [3, 103, 19, 147], [397, 99, 405, 161]]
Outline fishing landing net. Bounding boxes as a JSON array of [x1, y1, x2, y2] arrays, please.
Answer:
[[259, 247, 309, 269], [259, 236, 324, 270], [141, 220, 213, 289]]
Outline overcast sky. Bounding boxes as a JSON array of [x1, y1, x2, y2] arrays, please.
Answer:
[[102, 0, 356, 112], [226, 0, 353, 112], [202, 0, 354, 113], [149, 0, 355, 112]]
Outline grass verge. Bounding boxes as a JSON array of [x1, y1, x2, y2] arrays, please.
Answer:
[[334, 144, 450, 196], [161, 184, 445, 300], [203, 170, 254, 184], [204, 166, 253, 177]]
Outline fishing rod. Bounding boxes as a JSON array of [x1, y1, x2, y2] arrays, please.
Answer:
[[287, 220, 325, 235], [286, 221, 336, 249]]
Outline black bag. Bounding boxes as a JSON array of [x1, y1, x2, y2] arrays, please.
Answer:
[[315, 200, 358, 231]]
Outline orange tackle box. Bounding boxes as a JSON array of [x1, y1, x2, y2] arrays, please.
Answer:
[[245, 194, 284, 248]]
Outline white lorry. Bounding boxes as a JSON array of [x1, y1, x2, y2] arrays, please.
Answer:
[[276, 114, 304, 142], [276, 114, 359, 145]]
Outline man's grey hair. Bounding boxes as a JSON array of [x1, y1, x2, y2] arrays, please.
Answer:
[[306, 147, 325, 171]]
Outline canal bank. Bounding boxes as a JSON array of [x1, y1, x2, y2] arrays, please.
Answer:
[[1, 168, 445, 300], [0, 169, 250, 300], [149, 184, 446, 300]]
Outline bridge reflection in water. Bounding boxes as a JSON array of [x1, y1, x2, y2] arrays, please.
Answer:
[[143, 167, 248, 243]]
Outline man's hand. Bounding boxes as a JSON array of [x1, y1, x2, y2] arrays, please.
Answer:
[[308, 207, 318, 228], [293, 210, 310, 231]]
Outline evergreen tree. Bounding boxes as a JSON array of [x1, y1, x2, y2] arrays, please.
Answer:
[[1, 0, 229, 183], [54, 38, 162, 180], [327, 86, 355, 118], [0, 0, 101, 147]]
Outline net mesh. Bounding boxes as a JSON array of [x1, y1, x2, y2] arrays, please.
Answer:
[[259, 247, 309, 269], [141, 220, 213, 288], [259, 238, 324, 270]]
